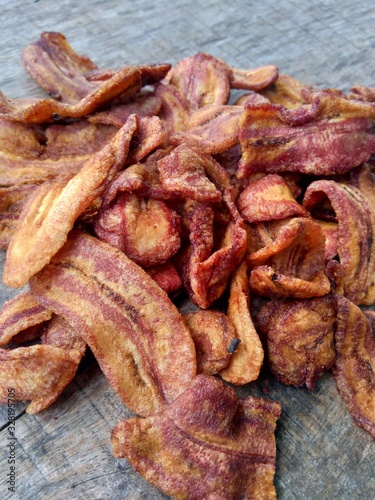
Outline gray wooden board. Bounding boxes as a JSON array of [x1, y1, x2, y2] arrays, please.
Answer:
[[0, 0, 374, 498]]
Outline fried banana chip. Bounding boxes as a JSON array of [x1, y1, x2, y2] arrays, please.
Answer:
[[154, 82, 191, 138], [0, 119, 119, 186], [180, 200, 247, 308], [112, 374, 281, 500], [0, 291, 52, 346], [258, 296, 336, 389], [229, 64, 278, 91], [238, 90, 375, 177], [21, 33, 171, 116], [41, 314, 86, 363], [260, 74, 313, 108], [349, 84, 375, 103], [220, 261, 264, 385], [167, 52, 231, 108], [22, 32, 98, 103], [183, 310, 236, 375], [0, 66, 142, 124], [315, 220, 338, 261], [303, 180, 375, 305], [157, 144, 222, 203], [3, 116, 137, 288], [347, 163, 375, 214], [129, 116, 166, 163], [100, 159, 177, 206], [249, 217, 331, 299], [94, 191, 181, 267], [29, 231, 196, 417], [88, 93, 162, 127], [145, 261, 182, 294], [333, 296, 375, 437], [238, 173, 307, 223], [171, 104, 243, 154], [0, 344, 80, 413], [0, 184, 39, 248]]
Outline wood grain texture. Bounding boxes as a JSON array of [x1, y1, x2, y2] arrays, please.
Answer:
[[0, 0, 375, 499]]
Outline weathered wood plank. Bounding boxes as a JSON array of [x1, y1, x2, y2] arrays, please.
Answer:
[[0, 1, 375, 499]]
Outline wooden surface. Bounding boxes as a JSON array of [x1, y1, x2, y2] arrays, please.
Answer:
[[0, 0, 375, 498]]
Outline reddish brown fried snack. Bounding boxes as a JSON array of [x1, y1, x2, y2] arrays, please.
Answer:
[[157, 144, 222, 203], [349, 84, 375, 103], [42, 120, 118, 160], [94, 191, 181, 267], [22, 32, 98, 103], [145, 261, 182, 294], [191, 218, 247, 308], [3, 116, 137, 288], [171, 104, 243, 154], [229, 64, 278, 91], [0, 291, 52, 346], [166, 52, 231, 109], [128, 116, 166, 163], [303, 180, 375, 305], [248, 217, 331, 299], [179, 200, 247, 308], [333, 296, 375, 437], [29, 231, 196, 417], [347, 163, 375, 215], [154, 82, 191, 139], [182, 310, 236, 375], [238, 90, 375, 177], [237, 173, 307, 223], [0, 66, 142, 124], [220, 261, 264, 385], [111, 374, 281, 500], [315, 220, 338, 261], [0, 184, 39, 248], [0, 344, 80, 414], [250, 266, 331, 300], [260, 73, 313, 108], [0, 119, 119, 186], [41, 314, 86, 363], [21, 34, 171, 114], [100, 158, 177, 206], [258, 296, 336, 389], [88, 93, 162, 127]]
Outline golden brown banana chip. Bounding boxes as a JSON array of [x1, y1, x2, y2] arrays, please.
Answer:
[[220, 261, 264, 385], [41, 314, 86, 362], [238, 173, 307, 223], [0, 344, 80, 414], [258, 296, 336, 389], [248, 217, 331, 299], [157, 144, 222, 203], [3, 116, 137, 288], [95, 191, 181, 267], [167, 52, 230, 109], [333, 296, 375, 437], [183, 310, 236, 375], [0, 291, 52, 346], [171, 104, 243, 155], [229, 64, 278, 91], [260, 73, 313, 108]]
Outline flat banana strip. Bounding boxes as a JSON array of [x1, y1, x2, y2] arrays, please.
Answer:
[[29, 231, 196, 417], [3, 116, 137, 288], [220, 261, 264, 385], [0, 344, 79, 414], [0, 291, 52, 346]]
